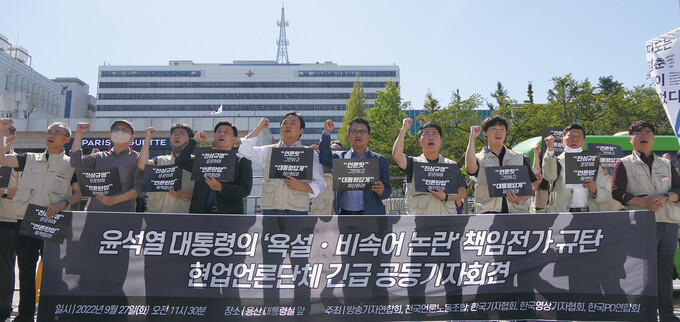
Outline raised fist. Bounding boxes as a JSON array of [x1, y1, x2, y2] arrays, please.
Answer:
[[402, 118, 413, 130], [469, 126, 482, 139], [145, 127, 157, 138], [324, 119, 335, 133], [194, 131, 208, 143], [544, 135, 556, 151], [257, 118, 270, 130], [77, 122, 91, 135]]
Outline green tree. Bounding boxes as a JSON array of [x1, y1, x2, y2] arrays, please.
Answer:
[[547, 74, 579, 126], [525, 82, 534, 104], [365, 81, 409, 178], [338, 76, 368, 146], [488, 81, 511, 111], [424, 92, 441, 114]]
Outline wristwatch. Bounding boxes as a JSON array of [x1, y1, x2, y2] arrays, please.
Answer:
[[443, 194, 449, 202], [663, 193, 670, 201], [1, 189, 7, 199], [62, 199, 70, 207]]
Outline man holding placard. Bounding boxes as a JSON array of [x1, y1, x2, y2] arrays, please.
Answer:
[[137, 123, 195, 213], [70, 120, 143, 212], [239, 112, 325, 310], [0, 119, 82, 322], [175, 121, 252, 214], [392, 118, 466, 215], [318, 117, 392, 306], [542, 124, 608, 212], [612, 121, 680, 322], [465, 115, 536, 213], [319, 117, 391, 216]]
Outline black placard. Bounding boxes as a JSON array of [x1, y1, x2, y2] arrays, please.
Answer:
[[564, 152, 600, 184], [332, 158, 379, 191], [541, 127, 565, 156], [588, 143, 624, 169], [268, 147, 314, 180], [75, 168, 122, 197], [18, 204, 71, 243], [190, 149, 237, 182], [143, 164, 183, 192], [0, 166, 12, 188], [413, 162, 464, 194], [484, 166, 532, 197]]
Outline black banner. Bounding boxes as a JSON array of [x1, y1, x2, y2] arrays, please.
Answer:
[[588, 143, 624, 169], [0, 165, 12, 187], [413, 162, 464, 193], [143, 164, 182, 192], [190, 149, 237, 182], [332, 158, 379, 191], [541, 127, 565, 156], [484, 166, 532, 197], [39, 211, 656, 321], [75, 168, 122, 197], [268, 148, 314, 180], [18, 204, 71, 243], [564, 152, 600, 184]]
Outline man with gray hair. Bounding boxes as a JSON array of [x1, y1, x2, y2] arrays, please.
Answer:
[[0, 119, 82, 322]]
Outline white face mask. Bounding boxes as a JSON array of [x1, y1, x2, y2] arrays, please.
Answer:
[[564, 146, 583, 153], [110, 130, 131, 144]]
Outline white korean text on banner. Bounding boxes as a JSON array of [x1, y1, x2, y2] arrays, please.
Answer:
[[332, 158, 379, 191], [647, 27, 680, 143], [190, 149, 237, 182], [75, 168, 122, 197], [268, 148, 314, 180], [38, 211, 656, 321], [541, 127, 565, 156], [413, 162, 465, 193], [142, 164, 182, 192], [18, 203, 71, 243]]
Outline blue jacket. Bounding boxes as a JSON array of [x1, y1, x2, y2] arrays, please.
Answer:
[[319, 132, 392, 215]]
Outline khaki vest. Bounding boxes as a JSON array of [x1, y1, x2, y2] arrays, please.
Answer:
[[0, 154, 20, 222], [310, 172, 333, 215], [598, 173, 624, 211], [474, 147, 526, 213], [620, 153, 680, 223], [146, 154, 194, 213], [405, 154, 459, 215], [13, 150, 74, 220], [261, 141, 312, 212], [542, 152, 608, 213]]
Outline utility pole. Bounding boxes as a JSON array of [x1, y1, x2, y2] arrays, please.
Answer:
[[275, 6, 290, 64]]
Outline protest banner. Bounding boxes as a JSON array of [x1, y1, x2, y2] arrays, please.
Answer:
[[647, 27, 680, 143], [484, 166, 532, 197], [39, 211, 656, 321], [268, 148, 313, 180], [17, 204, 71, 243], [564, 152, 600, 184], [190, 149, 237, 182], [412, 162, 465, 193], [587, 143, 624, 169], [75, 168, 122, 197], [332, 158, 378, 190], [143, 164, 182, 192]]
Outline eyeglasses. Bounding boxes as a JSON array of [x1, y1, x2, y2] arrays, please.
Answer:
[[45, 130, 67, 137], [350, 129, 368, 136]]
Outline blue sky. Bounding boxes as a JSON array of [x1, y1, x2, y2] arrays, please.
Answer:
[[1, 0, 678, 108]]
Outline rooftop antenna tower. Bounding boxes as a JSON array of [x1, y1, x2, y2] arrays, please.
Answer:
[[276, 5, 290, 64]]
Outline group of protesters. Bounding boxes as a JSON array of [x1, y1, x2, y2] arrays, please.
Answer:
[[0, 112, 678, 321]]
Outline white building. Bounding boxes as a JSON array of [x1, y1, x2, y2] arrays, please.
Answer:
[[96, 60, 400, 145], [0, 33, 95, 120]]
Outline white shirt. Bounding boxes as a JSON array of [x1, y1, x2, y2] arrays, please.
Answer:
[[239, 136, 326, 198]]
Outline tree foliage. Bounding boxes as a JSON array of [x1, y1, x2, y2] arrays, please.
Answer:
[[338, 76, 368, 147]]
